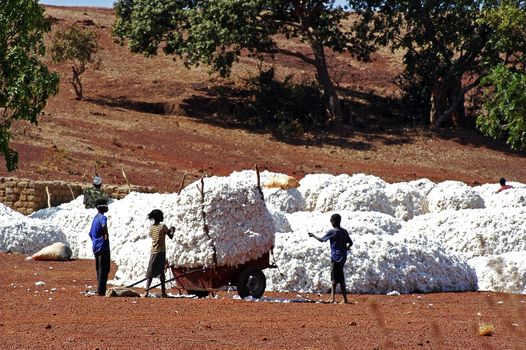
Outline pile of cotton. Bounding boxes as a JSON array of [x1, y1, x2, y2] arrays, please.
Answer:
[[286, 210, 401, 236], [1, 203, 66, 255], [263, 187, 305, 214], [398, 208, 526, 259], [385, 182, 428, 220], [266, 232, 477, 294], [298, 173, 335, 210], [476, 186, 526, 210], [167, 173, 275, 269], [468, 252, 526, 294], [28, 173, 275, 285], [427, 181, 485, 212], [308, 174, 394, 215]]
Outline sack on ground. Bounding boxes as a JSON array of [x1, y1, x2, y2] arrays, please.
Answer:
[[105, 287, 141, 297], [263, 175, 300, 189], [32, 242, 72, 261]]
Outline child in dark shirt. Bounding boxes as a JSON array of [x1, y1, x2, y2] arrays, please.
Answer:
[[308, 213, 353, 304]]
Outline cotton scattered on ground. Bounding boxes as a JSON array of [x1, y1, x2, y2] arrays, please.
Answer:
[[1, 171, 525, 295]]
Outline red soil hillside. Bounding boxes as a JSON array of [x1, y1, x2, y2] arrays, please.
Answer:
[[1, 5, 526, 191]]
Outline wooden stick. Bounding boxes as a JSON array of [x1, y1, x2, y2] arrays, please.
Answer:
[[121, 168, 132, 193], [45, 186, 51, 208], [67, 183, 75, 200], [177, 172, 187, 195], [94, 164, 99, 177], [255, 163, 264, 200]]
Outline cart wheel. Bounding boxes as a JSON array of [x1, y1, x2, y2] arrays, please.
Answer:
[[187, 290, 210, 298], [236, 267, 266, 299]]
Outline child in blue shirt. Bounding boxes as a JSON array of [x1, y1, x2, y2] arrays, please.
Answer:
[[309, 213, 353, 303]]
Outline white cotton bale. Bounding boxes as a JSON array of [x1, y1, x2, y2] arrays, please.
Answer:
[[479, 186, 526, 210], [268, 207, 292, 233], [286, 210, 401, 237], [386, 182, 428, 221], [399, 208, 526, 259], [1, 203, 67, 255], [468, 251, 526, 294], [427, 181, 485, 212], [314, 174, 393, 215], [408, 178, 436, 196], [298, 173, 335, 210], [32, 196, 103, 259], [32, 242, 72, 261], [263, 187, 306, 213], [168, 174, 275, 268], [266, 232, 477, 294]]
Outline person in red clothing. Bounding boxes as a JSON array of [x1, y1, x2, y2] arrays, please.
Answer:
[[496, 178, 513, 193]]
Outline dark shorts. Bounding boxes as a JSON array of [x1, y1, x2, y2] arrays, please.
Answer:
[[146, 252, 166, 278], [331, 260, 345, 283]]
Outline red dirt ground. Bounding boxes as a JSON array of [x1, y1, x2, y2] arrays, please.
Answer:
[[1, 6, 526, 350], [1, 253, 525, 350]]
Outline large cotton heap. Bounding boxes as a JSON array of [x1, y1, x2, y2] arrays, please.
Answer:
[[266, 232, 477, 294], [286, 210, 401, 236], [399, 208, 526, 259], [1, 203, 66, 254], [468, 252, 526, 294], [385, 182, 428, 221], [298, 173, 335, 210], [263, 188, 305, 214], [475, 185, 526, 210], [427, 181, 485, 212], [310, 174, 394, 215], [167, 172, 275, 269]]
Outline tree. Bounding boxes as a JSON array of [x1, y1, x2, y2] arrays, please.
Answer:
[[0, 0, 59, 171], [50, 24, 99, 100], [113, 0, 356, 124], [349, 0, 526, 127], [477, 65, 526, 151]]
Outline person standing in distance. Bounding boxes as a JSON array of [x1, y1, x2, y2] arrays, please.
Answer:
[[84, 176, 110, 209], [89, 198, 111, 296], [308, 213, 353, 304]]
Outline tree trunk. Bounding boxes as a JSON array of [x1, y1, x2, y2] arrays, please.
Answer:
[[432, 75, 467, 128], [310, 42, 344, 124], [429, 77, 446, 126]]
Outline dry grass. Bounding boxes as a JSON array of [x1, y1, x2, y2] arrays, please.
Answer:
[[478, 323, 495, 336]]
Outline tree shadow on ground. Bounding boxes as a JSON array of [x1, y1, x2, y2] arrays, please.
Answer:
[[86, 96, 177, 116], [178, 83, 419, 151]]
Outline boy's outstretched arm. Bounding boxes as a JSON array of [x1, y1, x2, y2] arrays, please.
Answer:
[[308, 232, 324, 242]]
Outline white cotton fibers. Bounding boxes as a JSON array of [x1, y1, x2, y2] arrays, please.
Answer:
[[2, 171, 526, 295]]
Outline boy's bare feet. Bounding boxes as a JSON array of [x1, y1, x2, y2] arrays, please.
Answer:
[[141, 292, 148, 298]]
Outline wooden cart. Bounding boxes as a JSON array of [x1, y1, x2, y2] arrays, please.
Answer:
[[170, 251, 274, 298]]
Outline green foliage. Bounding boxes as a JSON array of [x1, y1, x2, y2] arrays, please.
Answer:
[[477, 65, 526, 151], [0, 0, 59, 171], [113, 0, 353, 122], [246, 67, 325, 135], [350, 0, 526, 126], [50, 25, 99, 99], [478, 2, 526, 68]]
